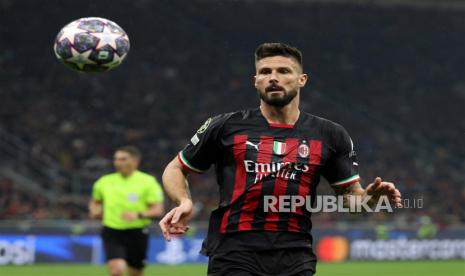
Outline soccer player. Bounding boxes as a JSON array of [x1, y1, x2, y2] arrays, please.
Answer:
[[89, 146, 164, 276], [159, 43, 402, 275]]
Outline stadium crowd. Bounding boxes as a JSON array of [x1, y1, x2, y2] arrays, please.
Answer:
[[1, 0, 464, 228]]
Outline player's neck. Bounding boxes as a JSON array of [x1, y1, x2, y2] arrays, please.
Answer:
[[260, 99, 300, 125], [119, 170, 136, 178]]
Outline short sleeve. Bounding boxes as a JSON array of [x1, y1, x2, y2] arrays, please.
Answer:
[[146, 176, 164, 204], [92, 177, 104, 201], [322, 124, 360, 188], [178, 114, 229, 173]]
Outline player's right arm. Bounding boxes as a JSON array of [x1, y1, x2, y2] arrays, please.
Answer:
[[88, 176, 104, 219], [159, 114, 229, 241], [159, 157, 193, 241], [88, 199, 103, 219]]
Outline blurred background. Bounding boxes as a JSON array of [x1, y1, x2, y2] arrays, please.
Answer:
[[0, 0, 464, 272]]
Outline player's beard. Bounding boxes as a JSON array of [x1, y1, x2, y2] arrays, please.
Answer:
[[257, 86, 298, 107]]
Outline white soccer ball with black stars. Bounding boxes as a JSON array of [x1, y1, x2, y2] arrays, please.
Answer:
[[54, 17, 130, 72]]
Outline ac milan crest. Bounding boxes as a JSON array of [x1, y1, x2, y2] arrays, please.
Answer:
[[298, 143, 309, 158]]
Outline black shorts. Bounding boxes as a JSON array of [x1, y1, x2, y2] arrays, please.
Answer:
[[207, 248, 316, 276], [101, 226, 149, 269]]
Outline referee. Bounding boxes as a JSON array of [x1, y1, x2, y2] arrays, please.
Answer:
[[89, 146, 164, 276]]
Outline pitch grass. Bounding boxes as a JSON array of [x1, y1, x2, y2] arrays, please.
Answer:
[[0, 261, 464, 276]]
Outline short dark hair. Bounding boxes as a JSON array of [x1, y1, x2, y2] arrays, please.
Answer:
[[116, 145, 142, 159], [255, 42, 303, 68]]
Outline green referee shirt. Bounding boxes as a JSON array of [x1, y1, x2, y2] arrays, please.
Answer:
[[92, 170, 164, 230]]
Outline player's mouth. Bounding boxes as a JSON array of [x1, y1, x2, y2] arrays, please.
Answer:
[[265, 85, 285, 93]]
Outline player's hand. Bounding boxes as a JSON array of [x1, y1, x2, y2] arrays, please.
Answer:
[[159, 199, 193, 241], [88, 204, 102, 219], [365, 177, 402, 208], [121, 212, 138, 221], [89, 211, 102, 219]]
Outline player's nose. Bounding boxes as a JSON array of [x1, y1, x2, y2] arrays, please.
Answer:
[[269, 71, 279, 82]]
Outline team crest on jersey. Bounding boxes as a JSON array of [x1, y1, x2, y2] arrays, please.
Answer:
[[298, 143, 309, 158]]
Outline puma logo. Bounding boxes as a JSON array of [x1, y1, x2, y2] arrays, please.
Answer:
[[246, 141, 261, 152]]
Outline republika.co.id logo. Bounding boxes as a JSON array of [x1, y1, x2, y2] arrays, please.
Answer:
[[263, 195, 423, 213]]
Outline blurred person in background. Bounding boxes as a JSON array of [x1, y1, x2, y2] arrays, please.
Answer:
[[417, 215, 437, 239], [89, 146, 164, 276], [375, 224, 390, 240]]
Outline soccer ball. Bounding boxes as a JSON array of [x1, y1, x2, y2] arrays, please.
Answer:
[[53, 17, 130, 72]]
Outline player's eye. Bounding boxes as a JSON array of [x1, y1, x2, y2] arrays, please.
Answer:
[[278, 68, 291, 74], [259, 68, 271, 74]]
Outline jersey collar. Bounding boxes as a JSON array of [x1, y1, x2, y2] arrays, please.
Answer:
[[254, 107, 304, 129]]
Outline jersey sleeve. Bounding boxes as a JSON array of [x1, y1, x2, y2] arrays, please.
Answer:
[[91, 177, 105, 201], [178, 114, 228, 173], [146, 176, 164, 204], [322, 124, 361, 188]]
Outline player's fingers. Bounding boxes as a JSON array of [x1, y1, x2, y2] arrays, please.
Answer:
[[377, 182, 394, 194], [170, 225, 188, 232], [389, 191, 402, 207], [383, 182, 395, 191], [372, 182, 386, 194], [367, 177, 382, 193], [366, 177, 380, 195], [159, 220, 170, 241], [159, 218, 170, 241], [169, 226, 188, 235], [160, 209, 175, 225], [159, 209, 176, 241], [171, 219, 189, 228], [171, 207, 185, 224], [381, 183, 395, 195], [390, 196, 402, 203], [389, 190, 401, 199]]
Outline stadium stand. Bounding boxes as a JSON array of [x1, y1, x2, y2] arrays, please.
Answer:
[[0, 0, 464, 229]]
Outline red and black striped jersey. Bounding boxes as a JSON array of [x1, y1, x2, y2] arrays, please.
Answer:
[[178, 108, 360, 255]]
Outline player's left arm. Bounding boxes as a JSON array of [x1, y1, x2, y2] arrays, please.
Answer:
[[333, 178, 402, 209], [324, 123, 402, 210]]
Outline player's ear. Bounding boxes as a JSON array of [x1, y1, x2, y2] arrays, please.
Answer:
[[298, 73, 308, 87], [133, 157, 141, 167], [253, 75, 258, 88]]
